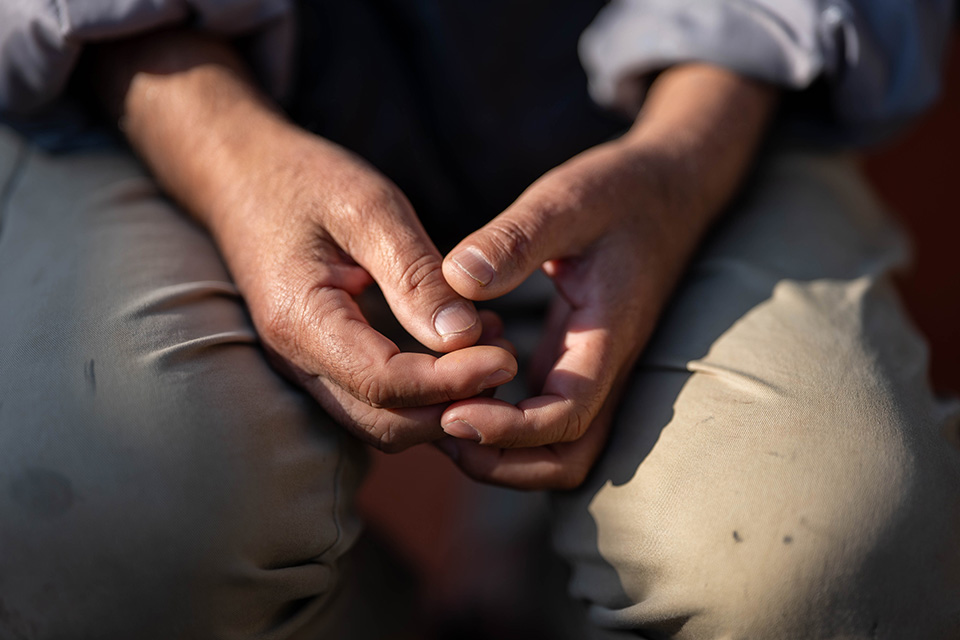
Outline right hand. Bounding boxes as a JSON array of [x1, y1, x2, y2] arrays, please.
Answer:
[[97, 31, 517, 452], [221, 127, 517, 451]]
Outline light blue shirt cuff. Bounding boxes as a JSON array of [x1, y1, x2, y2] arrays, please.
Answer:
[[579, 0, 954, 143], [0, 0, 294, 115]]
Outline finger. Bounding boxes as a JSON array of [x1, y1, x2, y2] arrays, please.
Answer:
[[327, 187, 482, 353], [308, 374, 449, 452], [263, 283, 517, 409], [440, 308, 616, 447], [478, 336, 517, 359], [442, 183, 603, 301], [435, 401, 614, 490]]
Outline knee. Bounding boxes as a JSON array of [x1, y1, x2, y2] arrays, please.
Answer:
[[0, 373, 366, 639], [0, 142, 367, 637], [654, 456, 960, 639], [552, 367, 960, 639]]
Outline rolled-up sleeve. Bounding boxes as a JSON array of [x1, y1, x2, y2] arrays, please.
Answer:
[[580, 0, 955, 139], [0, 0, 294, 115]]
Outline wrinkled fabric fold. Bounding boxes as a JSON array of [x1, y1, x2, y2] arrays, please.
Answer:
[[579, 0, 954, 142], [0, 0, 294, 114]]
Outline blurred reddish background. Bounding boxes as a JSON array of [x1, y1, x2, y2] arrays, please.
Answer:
[[357, 34, 960, 635], [863, 35, 960, 397]]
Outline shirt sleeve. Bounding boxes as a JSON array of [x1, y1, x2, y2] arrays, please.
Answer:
[[0, 0, 295, 115], [579, 0, 955, 141]]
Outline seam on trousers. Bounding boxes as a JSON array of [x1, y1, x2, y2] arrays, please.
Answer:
[[331, 434, 346, 555], [314, 431, 346, 562], [0, 141, 31, 237]]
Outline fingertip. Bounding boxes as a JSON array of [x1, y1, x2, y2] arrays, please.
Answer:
[[450, 246, 495, 288], [441, 396, 515, 445], [433, 301, 479, 338], [441, 419, 482, 442], [478, 368, 514, 391], [423, 300, 482, 353], [426, 345, 516, 403], [444, 247, 502, 301], [373, 245, 482, 352]]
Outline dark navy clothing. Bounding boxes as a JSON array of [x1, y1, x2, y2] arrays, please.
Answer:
[[288, 1, 624, 248]]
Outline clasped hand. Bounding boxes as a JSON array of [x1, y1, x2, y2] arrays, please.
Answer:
[[218, 119, 700, 490], [108, 33, 775, 489], [191, 87, 764, 491]]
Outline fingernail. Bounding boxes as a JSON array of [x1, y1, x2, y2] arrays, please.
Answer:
[[436, 438, 461, 463], [442, 419, 482, 442], [434, 303, 477, 337], [479, 368, 513, 390], [452, 247, 495, 287]]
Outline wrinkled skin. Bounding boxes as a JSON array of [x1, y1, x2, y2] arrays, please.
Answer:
[[96, 29, 776, 489]]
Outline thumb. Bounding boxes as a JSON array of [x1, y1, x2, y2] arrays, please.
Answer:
[[326, 187, 484, 354], [320, 171, 482, 353], [443, 198, 583, 300], [366, 227, 484, 354]]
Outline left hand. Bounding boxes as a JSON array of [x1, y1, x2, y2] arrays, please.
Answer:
[[435, 64, 778, 489], [92, 30, 520, 453]]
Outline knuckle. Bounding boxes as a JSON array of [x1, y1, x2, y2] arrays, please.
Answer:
[[341, 404, 402, 451], [353, 368, 392, 409], [486, 217, 536, 262], [393, 252, 444, 298], [560, 402, 592, 443], [312, 374, 416, 453], [368, 414, 414, 454], [370, 421, 399, 452]]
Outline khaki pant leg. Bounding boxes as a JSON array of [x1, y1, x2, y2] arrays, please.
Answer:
[[0, 129, 371, 639], [552, 151, 960, 639]]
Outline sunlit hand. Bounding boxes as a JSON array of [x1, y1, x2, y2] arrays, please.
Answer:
[[436, 65, 777, 488], [214, 127, 518, 451], [95, 30, 517, 451]]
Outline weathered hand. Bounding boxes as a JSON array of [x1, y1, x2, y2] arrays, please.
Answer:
[[95, 31, 517, 451], [436, 138, 679, 487], [216, 127, 518, 451], [436, 65, 777, 488]]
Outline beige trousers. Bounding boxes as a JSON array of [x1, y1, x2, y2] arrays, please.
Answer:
[[0, 125, 958, 639]]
